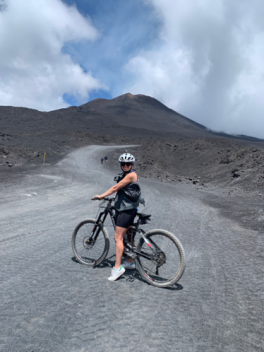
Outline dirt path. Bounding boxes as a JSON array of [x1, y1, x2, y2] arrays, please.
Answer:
[[0, 146, 263, 352]]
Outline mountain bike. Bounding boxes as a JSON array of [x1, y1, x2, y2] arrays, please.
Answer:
[[72, 197, 185, 288]]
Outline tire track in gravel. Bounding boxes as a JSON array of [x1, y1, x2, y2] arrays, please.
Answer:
[[0, 145, 263, 352]]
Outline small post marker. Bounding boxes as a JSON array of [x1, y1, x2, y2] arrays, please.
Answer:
[[43, 152, 46, 165]]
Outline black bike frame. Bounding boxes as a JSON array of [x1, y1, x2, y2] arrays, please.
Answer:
[[91, 198, 155, 261]]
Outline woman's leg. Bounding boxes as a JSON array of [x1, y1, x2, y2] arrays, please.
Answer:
[[114, 226, 127, 269]]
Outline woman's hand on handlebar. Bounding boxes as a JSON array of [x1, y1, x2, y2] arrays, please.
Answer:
[[92, 195, 103, 200]]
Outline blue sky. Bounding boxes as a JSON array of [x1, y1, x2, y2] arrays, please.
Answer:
[[61, 0, 161, 104], [1, 0, 264, 138]]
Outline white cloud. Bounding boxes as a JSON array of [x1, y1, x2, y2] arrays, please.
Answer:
[[0, 0, 106, 111], [124, 0, 264, 138]]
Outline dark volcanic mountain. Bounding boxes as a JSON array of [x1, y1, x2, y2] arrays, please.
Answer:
[[1, 93, 264, 190], [0, 93, 210, 139], [75, 93, 208, 137]]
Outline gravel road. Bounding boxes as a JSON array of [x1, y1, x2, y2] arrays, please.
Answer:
[[1, 145, 263, 352]]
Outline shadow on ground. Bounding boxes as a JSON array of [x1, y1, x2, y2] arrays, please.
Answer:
[[71, 256, 183, 290]]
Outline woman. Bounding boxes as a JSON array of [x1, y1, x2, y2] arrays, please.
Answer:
[[92, 153, 144, 281]]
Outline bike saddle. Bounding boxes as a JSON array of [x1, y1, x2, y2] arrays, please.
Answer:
[[136, 213, 151, 219]]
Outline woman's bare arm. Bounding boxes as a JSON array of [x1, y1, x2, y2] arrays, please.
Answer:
[[92, 172, 137, 200]]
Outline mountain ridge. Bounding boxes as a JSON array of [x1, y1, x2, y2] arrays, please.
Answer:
[[1, 92, 264, 192], [2, 93, 262, 141]]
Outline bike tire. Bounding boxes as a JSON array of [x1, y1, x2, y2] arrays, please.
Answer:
[[72, 218, 110, 267], [135, 229, 185, 288]]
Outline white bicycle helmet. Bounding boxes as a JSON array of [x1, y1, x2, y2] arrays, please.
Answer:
[[118, 153, 135, 163]]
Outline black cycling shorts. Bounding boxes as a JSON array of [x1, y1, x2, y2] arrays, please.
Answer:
[[115, 208, 137, 229]]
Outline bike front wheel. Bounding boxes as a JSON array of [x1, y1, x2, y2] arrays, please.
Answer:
[[72, 219, 110, 266], [135, 229, 185, 288]]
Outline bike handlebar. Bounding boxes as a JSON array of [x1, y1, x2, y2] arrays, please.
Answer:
[[91, 197, 115, 201]]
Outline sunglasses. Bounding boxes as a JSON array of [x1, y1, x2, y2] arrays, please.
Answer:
[[121, 162, 132, 167]]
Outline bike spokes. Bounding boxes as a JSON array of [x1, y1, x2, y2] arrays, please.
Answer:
[[73, 221, 109, 266], [138, 232, 182, 284]]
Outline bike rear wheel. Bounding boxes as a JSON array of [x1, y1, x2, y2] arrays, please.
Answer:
[[135, 229, 185, 288], [72, 219, 110, 266]]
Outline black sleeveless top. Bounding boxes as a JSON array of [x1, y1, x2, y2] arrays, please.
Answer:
[[114, 171, 145, 211]]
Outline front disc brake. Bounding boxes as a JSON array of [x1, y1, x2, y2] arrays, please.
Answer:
[[83, 236, 95, 249]]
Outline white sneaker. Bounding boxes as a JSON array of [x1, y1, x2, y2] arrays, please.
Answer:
[[108, 265, 125, 281], [122, 260, 136, 270]]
